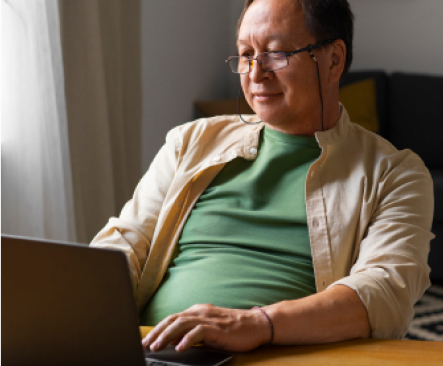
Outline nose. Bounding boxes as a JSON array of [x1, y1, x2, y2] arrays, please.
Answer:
[[249, 58, 271, 83]]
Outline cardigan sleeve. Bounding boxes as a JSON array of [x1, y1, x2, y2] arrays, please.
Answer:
[[90, 128, 180, 291], [330, 156, 434, 339]]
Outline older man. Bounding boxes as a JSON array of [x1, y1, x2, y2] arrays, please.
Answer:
[[91, 0, 433, 353]]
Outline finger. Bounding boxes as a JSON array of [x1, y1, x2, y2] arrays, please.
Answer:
[[175, 325, 207, 353], [142, 314, 178, 348], [150, 317, 199, 351], [142, 304, 220, 349]]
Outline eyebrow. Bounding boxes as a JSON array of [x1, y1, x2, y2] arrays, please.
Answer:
[[236, 34, 289, 47]]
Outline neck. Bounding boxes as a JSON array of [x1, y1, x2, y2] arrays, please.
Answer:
[[264, 100, 341, 136]]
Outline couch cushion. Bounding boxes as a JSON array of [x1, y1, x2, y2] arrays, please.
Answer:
[[340, 70, 389, 137], [339, 78, 379, 132], [387, 73, 443, 169], [430, 169, 443, 223], [429, 221, 443, 282], [427, 169, 442, 282]]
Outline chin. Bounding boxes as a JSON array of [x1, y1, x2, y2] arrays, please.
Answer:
[[253, 99, 286, 116], [255, 109, 285, 124]]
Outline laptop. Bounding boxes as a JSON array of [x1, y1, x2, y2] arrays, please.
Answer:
[[2, 235, 232, 366]]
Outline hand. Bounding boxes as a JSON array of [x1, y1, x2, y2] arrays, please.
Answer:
[[141, 304, 271, 353]]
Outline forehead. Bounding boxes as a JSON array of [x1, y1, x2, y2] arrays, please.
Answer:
[[237, 0, 311, 47]]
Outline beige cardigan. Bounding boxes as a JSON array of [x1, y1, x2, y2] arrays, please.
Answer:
[[91, 106, 434, 339]]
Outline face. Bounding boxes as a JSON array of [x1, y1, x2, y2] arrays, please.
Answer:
[[237, 0, 323, 134]]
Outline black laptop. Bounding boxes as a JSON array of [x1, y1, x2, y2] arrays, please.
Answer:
[[1, 235, 232, 366]]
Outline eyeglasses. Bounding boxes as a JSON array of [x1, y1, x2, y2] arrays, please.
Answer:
[[225, 39, 334, 74]]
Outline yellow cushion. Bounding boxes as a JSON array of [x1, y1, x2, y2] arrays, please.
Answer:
[[339, 78, 379, 132]]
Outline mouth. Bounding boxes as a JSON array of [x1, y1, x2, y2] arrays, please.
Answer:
[[253, 93, 283, 102]]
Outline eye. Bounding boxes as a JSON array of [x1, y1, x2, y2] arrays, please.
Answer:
[[239, 51, 253, 57], [267, 51, 286, 60], [238, 46, 255, 56]]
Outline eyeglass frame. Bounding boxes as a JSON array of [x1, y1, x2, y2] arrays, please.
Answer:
[[225, 39, 335, 74]]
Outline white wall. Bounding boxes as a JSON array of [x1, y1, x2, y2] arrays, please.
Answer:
[[350, 0, 443, 75], [141, 1, 235, 171]]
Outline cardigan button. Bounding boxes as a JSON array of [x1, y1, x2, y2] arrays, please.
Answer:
[[250, 147, 257, 155]]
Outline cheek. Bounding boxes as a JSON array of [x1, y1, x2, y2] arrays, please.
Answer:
[[240, 76, 253, 103], [283, 71, 315, 102], [240, 75, 248, 93]]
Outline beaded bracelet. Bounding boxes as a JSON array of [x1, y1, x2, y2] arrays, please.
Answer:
[[252, 306, 274, 346]]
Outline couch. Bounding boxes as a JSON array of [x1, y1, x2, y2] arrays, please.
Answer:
[[194, 70, 443, 282]]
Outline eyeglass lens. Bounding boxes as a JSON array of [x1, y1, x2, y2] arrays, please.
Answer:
[[230, 52, 288, 73]]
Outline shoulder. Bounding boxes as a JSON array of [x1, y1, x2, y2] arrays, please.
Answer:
[[166, 115, 258, 152], [345, 122, 431, 180]]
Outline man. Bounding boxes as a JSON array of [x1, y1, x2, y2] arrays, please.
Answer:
[[91, 0, 434, 353]]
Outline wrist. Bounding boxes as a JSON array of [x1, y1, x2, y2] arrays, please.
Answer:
[[252, 306, 274, 346]]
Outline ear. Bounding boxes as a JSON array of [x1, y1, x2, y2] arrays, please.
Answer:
[[328, 39, 346, 83]]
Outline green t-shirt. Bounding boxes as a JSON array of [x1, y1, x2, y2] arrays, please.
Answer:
[[140, 127, 321, 325]]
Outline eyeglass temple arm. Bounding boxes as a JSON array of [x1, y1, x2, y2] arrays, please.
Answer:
[[287, 39, 335, 57]]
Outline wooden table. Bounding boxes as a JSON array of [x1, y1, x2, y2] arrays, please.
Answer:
[[140, 327, 443, 365]]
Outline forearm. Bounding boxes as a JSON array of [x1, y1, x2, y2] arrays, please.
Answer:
[[263, 284, 371, 345]]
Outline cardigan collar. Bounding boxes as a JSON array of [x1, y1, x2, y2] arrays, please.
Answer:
[[241, 103, 350, 153]]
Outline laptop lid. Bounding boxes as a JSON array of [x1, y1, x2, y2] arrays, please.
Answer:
[[2, 234, 146, 366]]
